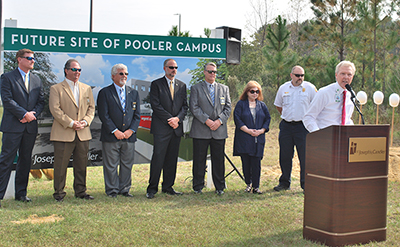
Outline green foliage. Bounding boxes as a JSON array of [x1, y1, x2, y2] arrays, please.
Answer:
[[263, 15, 297, 90], [168, 25, 191, 37], [188, 59, 227, 87]]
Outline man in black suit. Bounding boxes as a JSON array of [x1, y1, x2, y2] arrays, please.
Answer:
[[146, 59, 188, 199], [97, 64, 141, 198], [0, 49, 44, 207]]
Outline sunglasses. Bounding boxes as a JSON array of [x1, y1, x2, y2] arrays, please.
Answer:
[[294, 74, 305, 77], [118, 72, 129, 76], [23, 56, 35, 61], [206, 70, 217, 74], [69, 68, 82, 72], [168, 66, 178, 69], [250, 90, 260, 94]]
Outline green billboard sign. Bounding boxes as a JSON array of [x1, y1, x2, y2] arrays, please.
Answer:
[[3, 27, 226, 58]]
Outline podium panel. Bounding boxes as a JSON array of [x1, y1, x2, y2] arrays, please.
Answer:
[[303, 125, 389, 247]]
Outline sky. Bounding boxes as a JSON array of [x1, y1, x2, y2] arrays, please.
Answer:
[[1, 0, 314, 97], [2, 0, 314, 40]]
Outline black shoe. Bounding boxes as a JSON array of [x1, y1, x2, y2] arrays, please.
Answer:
[[15, 196, 32, 202], [76, 194, 94, 200], [252, 188, 263, 194], [121, 192, 133, 197], [273, 184, 290, 192], [162, 189, 183, 196], [216, 190, 224, 195], [55, 196, 64, 202], [146, 192, 155, 199], [108, 193, 117, 198], [194, 189, 203, 194]]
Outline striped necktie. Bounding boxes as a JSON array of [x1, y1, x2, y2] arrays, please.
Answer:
[[210, 84, 215, 105], [120, 88, 125, 111]]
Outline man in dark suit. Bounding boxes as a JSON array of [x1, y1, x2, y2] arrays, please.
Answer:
[[97, 64, 141, 198], [189, 62, 231, 195], [146, 59, 188, 199], [0, 49, 44, 207]]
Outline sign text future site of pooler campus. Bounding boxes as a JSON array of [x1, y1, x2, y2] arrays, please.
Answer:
[[4, 27, 226, 58]]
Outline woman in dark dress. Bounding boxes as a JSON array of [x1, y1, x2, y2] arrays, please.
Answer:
[[233, 81, 271, 194]]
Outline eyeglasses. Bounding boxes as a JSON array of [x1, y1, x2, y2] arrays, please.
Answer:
[[250, 90, 260, 94], [22, 56, 35, 61], [168, 66, 178, 70], [69, 68, 82, 72], [294, 74, 305, 77], [119, 72, 129, 76], [206, 70, 217, 74]]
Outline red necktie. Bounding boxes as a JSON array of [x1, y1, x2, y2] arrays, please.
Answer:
[[341, 91, 346, 125]]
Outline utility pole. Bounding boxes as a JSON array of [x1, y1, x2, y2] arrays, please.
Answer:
[[89, 0, 93, 32], [174, 13, 181, 35]]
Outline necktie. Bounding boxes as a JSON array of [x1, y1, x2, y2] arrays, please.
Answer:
[[24, 73, 29, 92], [341, 90, 346, 125], [120, 88, 125, 111], [169, 81, 174, 100], [210, 84, 215, 105]]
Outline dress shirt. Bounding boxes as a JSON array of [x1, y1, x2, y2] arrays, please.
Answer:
[[165, 76, 174, 90], [18, 67, 30, 119], [66, 78, 80, 107], [302, 82, 354, 133], [274, 81, 317, 122], [65, 78, 88, 128], [18, 67, 29, 87]]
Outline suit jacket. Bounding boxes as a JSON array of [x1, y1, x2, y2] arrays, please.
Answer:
[[150, 76, 188, 136], [97, 83, 141, 142], [233, 99, 271, 157], [189, 81, 231, 139], [49, 80, 95, 142], [0, 69, 44, 134]]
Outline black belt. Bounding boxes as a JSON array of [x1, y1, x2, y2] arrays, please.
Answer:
[[283, 119, 303, 125]]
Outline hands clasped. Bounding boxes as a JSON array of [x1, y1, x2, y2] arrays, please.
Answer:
[[20, 111, 36, 123], [168, 117, 180, 130], [114, 129, 134, 140], [206, 119, 221, 131]]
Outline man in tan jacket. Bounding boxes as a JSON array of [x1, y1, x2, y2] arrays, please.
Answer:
[[49, 59, 95, 202]]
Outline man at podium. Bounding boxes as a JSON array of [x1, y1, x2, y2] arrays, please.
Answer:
[[302, 61, 356, 133]]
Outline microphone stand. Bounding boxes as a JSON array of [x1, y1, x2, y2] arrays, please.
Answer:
[[349, 94, 365, 125]]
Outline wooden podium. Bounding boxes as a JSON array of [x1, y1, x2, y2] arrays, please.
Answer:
[[303, 125, 389, 247]]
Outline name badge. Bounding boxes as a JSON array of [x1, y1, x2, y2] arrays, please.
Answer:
[[132, 102, 136, 110], [220, 96, 225, 105]]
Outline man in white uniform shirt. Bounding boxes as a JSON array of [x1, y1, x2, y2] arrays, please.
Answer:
[[302, 61, 356, 133], [273, 66, 317, 191]]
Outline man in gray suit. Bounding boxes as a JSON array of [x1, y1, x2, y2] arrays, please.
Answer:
[[189, 62, 231, 195]]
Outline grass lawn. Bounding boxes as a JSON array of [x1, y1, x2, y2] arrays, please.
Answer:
[[0, 123, 399, 246]]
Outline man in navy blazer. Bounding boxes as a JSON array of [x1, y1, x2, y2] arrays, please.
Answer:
[[146, 59, 188, 199], [97, 64, 141, 198], [189, 62, 231, 195], [0, 49, 44, 207]]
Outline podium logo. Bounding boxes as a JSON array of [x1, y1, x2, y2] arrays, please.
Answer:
[[348, 137, 386, 162], [350, 142, 357, 154]]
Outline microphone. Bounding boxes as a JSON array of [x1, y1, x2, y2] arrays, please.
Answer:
[[345, 84, 359, 104], [345, 84, 365, 124]]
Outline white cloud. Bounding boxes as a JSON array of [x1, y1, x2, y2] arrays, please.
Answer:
[[131, 57, 150, 74]]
